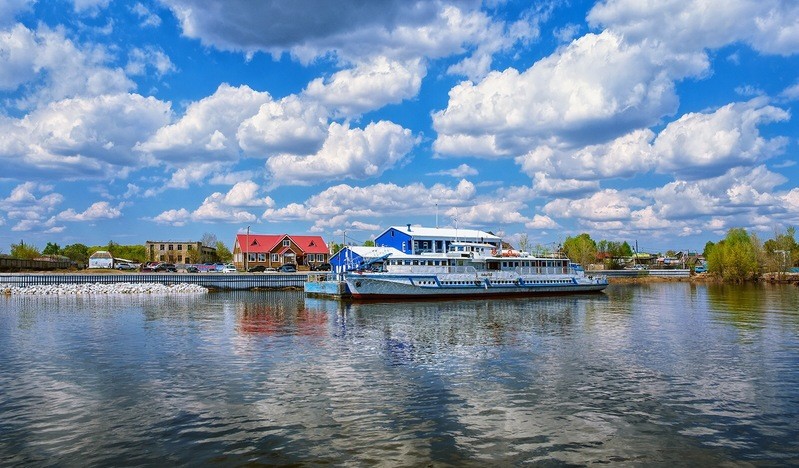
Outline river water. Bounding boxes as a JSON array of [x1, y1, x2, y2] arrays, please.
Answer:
[[1, 282, 798, 466]]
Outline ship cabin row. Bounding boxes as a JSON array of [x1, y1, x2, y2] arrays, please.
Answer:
[[384, 253, 571, 275]]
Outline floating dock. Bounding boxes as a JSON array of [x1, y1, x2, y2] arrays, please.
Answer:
[[303, 274, 351, 298]]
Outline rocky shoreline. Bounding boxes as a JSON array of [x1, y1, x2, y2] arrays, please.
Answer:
[[1, 282, 208, 295]]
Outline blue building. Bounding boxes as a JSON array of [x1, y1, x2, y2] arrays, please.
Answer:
[[375, 225, 501, 255], [329, 246, 403, 273]]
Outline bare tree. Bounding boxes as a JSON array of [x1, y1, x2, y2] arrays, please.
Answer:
[[201, 232, 218, 247], [518, 233, 531, 254]]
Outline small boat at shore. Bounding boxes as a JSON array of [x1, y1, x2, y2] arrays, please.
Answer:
[[342, 241, 607, 299]]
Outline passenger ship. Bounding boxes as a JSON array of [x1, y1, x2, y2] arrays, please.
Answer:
[[343, 241, 608, 299]]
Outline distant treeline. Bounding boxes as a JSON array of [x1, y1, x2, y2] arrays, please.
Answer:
[[6, 241, 147, 265], [560, 227, 798, 282], [7, 233, 233, 266]]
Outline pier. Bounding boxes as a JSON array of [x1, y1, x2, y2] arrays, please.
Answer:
[[0, 273, 307, 291]]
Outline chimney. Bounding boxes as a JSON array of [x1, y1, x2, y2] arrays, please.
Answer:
[[407, 224, 411, 232]]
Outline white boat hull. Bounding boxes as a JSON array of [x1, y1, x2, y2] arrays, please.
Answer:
[[344, 273, 608, 299]]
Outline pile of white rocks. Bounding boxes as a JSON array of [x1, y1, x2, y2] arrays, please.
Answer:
[[1, 282, 208, 295]]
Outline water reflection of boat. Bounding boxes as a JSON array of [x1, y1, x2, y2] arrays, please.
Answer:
[[343, 242, 607, 299]]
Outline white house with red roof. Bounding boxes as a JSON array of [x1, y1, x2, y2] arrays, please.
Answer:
[[232, 233, 329, 271]]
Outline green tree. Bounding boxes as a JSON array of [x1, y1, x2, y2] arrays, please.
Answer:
[[330, 242, 343, 255], [703, 241, 715, 258], [112, 244, 146, 262], [707, 228, 760, 282], [215, 241, 233, 262], [62, 243, 90, 265], [10, 241, 41, 259], [595, 240, 632, 269], [106, 240, 120, 255], [42, 242, 61, 255], [620, 241, 633, 257], [562, 233, 598, 267], [363, 240, 375, 247]]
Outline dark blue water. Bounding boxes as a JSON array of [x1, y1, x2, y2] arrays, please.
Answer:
[[1, 283, 798, 465]]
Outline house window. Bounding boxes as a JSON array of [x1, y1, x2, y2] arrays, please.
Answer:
[[160, 244, 165, 250], [177, 255, 182, 262], [168, 244, 173, 250], [283, 239, 290, 247], [187, 245, 193, 251], [159, 255, 165, 261], [271, 253, 279, 262], [178, 245, 183, 251], [317, 254, 325, 262], [258, 253, 266, 262], [248, 253, 256, 262]]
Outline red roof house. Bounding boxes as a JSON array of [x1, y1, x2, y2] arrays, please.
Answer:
[[233, 233, 328, 271]]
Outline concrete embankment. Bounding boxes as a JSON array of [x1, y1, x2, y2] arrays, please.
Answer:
[[2, 282, 208, 295]]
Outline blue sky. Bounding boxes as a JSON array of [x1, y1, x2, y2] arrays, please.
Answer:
[[1, 0, 798, 254]]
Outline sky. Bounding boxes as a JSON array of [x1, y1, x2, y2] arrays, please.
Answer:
[[1, 0, 798, 255]]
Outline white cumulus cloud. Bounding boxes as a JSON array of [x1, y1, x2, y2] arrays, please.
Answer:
[[0, 24, 133, 108], [653, 99, 789, 178], [433, 30, 706, 158], [265, 121, 417, 187], [56, 201, 122, 221], [588, 0, 799, 56], [137, 83, 271, 163], [303, 57, 425, 117], [0, 93, 170, 179], [237, 95, 328, 157]]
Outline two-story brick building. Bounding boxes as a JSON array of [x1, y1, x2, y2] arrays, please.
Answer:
[[145, 241, 216, 264], [232, 234, 328, 271]]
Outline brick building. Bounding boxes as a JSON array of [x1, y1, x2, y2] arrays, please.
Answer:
[[145, 241, 216, 264]]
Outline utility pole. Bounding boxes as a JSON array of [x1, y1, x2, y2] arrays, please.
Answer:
[[245, 226, 250, 272]]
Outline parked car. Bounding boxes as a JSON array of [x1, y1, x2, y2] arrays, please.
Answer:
[[154, 263, 177, 272], [140, 262, 160, 272], [248, 265, 266, 273], [311, 263, 331, 271], [185, 265, 199, 273], [116, 262, 136, 271], [220, 264, 237, 273], [213, 262, 225, 272], [694, 264, 706, 274], [277, 263, 297, 273]]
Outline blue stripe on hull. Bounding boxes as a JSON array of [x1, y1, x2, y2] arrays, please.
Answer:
[[345, 275, 608, 299]]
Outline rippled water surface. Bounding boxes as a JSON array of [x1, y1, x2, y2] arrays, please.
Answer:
[[2, 283, 799, 465]]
